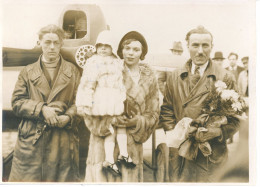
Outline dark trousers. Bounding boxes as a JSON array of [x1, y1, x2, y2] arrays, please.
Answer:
[[168, 147, 182, 182]]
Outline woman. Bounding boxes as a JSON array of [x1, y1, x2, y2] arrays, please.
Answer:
[[84, 31, 159, 182]]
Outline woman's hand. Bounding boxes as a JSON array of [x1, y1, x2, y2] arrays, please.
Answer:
[[112, 115, 127, 128], [113, 114, 140, 128], [124, 114, 140, 128]]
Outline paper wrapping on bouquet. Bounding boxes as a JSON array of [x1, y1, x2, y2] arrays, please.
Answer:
[[166, 117, 193, 148]]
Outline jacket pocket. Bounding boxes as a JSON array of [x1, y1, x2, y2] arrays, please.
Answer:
[[18, 119, 35, 139]]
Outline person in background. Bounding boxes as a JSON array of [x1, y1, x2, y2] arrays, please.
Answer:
[[158, 41, 184, 95], [238, 56, 249, 97], [226, 52, 244, 81], [9, 24, 81, 182], [212, 51, 225, 67], [160, 25, 239, 182], [225, 52, 244, 144]]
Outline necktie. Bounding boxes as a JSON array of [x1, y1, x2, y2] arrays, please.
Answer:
[[194, 65, 200, 77], [190, 65, 201, 90]]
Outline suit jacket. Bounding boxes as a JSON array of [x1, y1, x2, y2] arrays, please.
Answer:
[[225, 65, 244, 81]]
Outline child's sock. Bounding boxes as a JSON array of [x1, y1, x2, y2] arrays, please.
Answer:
[[117, 128, 128, 157], [104, 134, 115, 164]]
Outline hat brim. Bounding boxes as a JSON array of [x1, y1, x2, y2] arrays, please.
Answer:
[[170, 49, 183, 52], [212, 58, 225, 60], [117, 31, 148, 60]]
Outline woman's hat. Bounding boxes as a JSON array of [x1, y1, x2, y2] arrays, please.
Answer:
[[212, 51, 225, 60], [170, 41, 183, 52], [117, 31, 148, 60]]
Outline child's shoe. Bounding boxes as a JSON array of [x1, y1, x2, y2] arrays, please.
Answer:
[[102, 160, 121, 177], [118, 155, 136, 168]]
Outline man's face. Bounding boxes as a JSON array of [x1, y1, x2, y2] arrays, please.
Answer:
[[187, 33, 212, 66], [228, 55, 238, 67], [39, 33, 62, 61], [213, 59, 224, 66], [172, 50, 183, 56]]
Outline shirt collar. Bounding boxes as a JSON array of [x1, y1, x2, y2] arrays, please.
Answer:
[[228, 65, 237, 71], [191, 61, 209, 76], [179, 59, 217, 80]]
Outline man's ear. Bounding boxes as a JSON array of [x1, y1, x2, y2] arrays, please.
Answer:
[[37, 40, 41, 46]]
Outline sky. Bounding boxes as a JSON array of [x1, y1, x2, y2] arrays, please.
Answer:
[[1, 0, 256, 61]]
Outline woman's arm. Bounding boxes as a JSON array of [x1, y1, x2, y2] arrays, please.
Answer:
[[130, 74, 160, 143]]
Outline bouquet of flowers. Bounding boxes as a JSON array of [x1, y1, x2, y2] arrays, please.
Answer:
[[178, 75, 248, 160]]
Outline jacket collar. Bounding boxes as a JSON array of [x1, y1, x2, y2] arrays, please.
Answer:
[[179, 59, 217, 81], [30, 54, 72, 103]]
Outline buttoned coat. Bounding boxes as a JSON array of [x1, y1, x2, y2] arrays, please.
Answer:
[[9, 56, 81, 182], [160, 59, 240, 181]]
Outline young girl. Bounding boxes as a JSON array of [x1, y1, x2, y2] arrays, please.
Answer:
[[75, 30, 135, 176]]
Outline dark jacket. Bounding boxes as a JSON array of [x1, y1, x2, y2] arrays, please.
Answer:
[[9, 56, 81, 182], [160, 59, 240, 164]]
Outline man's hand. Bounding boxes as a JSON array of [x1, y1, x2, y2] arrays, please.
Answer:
[[42, 105, 62, 127], [56, 115, 71, 128], [195, 127, 222, 143], [185, 126, 198, 138]]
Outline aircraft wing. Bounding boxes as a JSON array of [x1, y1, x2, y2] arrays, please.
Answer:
[[2, 46, 83, 67]]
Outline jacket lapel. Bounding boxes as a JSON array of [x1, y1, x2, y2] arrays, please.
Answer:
[[181, 60, 216, 106], [29, 59, 51, 99], [47, 58, 72, 103]]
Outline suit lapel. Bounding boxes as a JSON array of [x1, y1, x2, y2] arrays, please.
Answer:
[[30, 60, 51, 100], [47, 58, 72, 103], [181, 60, 216, 106], [183, 75, 210, 106]]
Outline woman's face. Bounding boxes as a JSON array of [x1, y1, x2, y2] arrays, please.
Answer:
[[122, 41, 142, 66]]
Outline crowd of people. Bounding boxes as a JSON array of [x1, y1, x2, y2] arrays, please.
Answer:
[[8, 24, 249, 183]]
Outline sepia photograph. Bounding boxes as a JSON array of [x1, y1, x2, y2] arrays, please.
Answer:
[[0, 0, 257, 185]]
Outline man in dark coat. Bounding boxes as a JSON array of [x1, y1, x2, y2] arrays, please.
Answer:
[[9, 24, 81, 182], [160, 25, 239, 182]]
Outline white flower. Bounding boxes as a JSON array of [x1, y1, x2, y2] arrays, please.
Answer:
[[232, 102, 242, 112], [215, 80, 227, 92], [220, 89, 239, 101]]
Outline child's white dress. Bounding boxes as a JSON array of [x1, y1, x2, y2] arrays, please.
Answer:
[[76, 54, 126, 135]]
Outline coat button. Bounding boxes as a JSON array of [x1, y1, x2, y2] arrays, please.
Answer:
[[36, 129, 41, 134]]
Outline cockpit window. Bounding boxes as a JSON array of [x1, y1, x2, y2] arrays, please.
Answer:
[[63, 10, 87, 39]]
